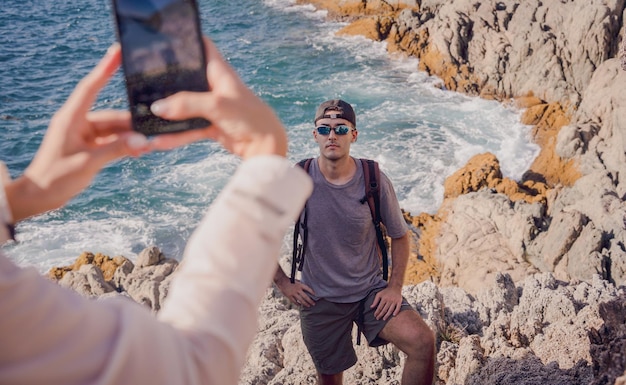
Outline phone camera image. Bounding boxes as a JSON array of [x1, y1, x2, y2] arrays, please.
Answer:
[[112, 0, 210, 136]]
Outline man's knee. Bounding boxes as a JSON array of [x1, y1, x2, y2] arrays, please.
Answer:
[[414, 322, 436, 356], [390, 311, 435, 357]]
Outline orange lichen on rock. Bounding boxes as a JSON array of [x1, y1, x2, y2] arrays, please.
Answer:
[[291, 0, 583, 288], [521, 102, 581, 188], [443, 152, 548, 204], [404, 211, 443, 285], [337, 17, 382, 40], [48, 251, 129, 282], [295, 0, 402, 19], [418, 46, 481, 95]]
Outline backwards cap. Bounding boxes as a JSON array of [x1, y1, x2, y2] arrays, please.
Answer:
[[314, 99, 356, 127]]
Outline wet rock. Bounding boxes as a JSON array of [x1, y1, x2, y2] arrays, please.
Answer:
[[49, 246, 178, 312]]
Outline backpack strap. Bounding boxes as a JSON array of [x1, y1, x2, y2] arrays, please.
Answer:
[[360, 158, 389, 281], [356, 159, 389, 346], [291, 158, 313, 284]]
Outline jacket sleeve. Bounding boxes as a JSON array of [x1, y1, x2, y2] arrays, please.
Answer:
[[621, 38, 626, 71], [0, 155, 312, 385]]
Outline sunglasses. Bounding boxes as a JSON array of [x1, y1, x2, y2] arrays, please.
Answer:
[[316, 125, 352, 136]]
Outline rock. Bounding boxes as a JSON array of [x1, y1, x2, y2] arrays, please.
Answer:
[[48, 251, 130, 281], [238, 273, 625, 385], [435, 190, 542, 295], [58, 264, 115, 297], [136, 245, 164, 267], [526, 209, 586, 274], [47, 1, 626, 383], [50, 246, 178, 312], [116, 257, 178, 312]]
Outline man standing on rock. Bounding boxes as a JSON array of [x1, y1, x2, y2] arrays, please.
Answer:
[[273, 99, 436, 385]]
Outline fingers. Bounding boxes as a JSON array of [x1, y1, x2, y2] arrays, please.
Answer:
[[90, 131, 151, 167], [372, 291, 402, 320], [149, 37, 242, 123], [64, 44, 121, 118], [289, 282, 316, 307], [86, 109, 150, 160], [87, 110, 132, 137], [148, 127, 215, 151], [150, 91, 216, 122], [293, 296, 314, 308], [374, 301, 396, 321], [294, 292, 315, 307], [150, 36, 252, 123]]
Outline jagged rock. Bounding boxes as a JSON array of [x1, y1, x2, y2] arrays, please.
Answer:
[[47, 1, 626, 383], [136, 245, 165, 267], [112, 258, 135, 290], [115, 257, 178, 312], [435, 190, 542, 295], [50, 246, 178, 312], [48, 251, 130, 281], [58, 264, 115, 297], [526, 209, 586, 274], [443, 152, 548, 203], [238, 273, 626, 385]]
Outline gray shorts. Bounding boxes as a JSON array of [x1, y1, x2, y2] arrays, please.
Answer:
[[299, 288, 413, 375]]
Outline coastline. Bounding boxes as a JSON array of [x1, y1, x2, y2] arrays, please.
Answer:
[[293, 0, 624, 290], [45, 1, 626, 384]]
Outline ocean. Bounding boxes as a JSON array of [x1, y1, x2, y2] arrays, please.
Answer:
[[0, 0, 539, 272]]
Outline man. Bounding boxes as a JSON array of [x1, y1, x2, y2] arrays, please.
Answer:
[[273, 99, 435, 385]]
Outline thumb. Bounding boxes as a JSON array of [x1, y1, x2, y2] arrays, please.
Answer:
[[150, 91, 215, 122], [91, 132, 150, 167]]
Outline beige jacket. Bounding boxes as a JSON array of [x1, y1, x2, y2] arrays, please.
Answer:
[[621, 38, 626, 71], [0, 156, 312, 385]]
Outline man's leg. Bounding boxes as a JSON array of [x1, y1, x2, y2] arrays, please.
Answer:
[[318, 372, 343, 385], [300, 299, 359, 385], [377, 309, 436, 385]]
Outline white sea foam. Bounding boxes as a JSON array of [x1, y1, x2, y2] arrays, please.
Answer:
[[6, 146, 243, 271], [4, 1, 540, 273], [280, 20, 539, 213], [263, 0, 327, 19]]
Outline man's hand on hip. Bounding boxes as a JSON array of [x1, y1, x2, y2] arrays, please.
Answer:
[[371, 286, 403, 320], [276, 279, 316, 307]]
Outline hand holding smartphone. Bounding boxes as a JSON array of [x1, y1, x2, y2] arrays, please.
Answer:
[[111, 0, 209, 136]]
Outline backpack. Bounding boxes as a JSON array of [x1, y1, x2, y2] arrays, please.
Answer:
[[290, 158, 389, 284]]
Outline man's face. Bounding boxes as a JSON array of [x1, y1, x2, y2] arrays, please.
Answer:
[[313, 113, 357, 161]]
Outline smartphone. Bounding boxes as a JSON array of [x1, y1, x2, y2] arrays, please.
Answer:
[[111, 0, 210, 136]]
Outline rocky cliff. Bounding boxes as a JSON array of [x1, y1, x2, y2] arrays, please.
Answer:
[[301, 0, 626, 292], [50, 0, 626, 384]]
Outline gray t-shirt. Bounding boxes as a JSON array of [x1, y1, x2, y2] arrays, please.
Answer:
[[299, 157, 408, 303]]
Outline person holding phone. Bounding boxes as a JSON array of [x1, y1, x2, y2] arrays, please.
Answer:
[[0, 37, 312, 385]]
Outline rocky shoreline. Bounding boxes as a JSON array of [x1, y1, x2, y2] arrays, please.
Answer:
[[49, 0, 626, 384]]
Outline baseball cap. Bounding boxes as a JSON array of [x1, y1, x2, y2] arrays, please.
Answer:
[[314, 99, 356, 127]]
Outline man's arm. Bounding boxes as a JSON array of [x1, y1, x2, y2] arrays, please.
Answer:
[[273, 265, 316, 307], [371, 231, 410, 320], [388, 231, 411, 291]]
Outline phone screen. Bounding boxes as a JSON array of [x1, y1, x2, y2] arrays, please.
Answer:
[[112, 0, 209, 135]]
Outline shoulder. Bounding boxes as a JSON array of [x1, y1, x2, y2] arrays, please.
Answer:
[[295, 157, 315, 169], [358, 158, 392, 183]]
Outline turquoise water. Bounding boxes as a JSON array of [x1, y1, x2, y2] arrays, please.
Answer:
[[0, 0, 539, 272]]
